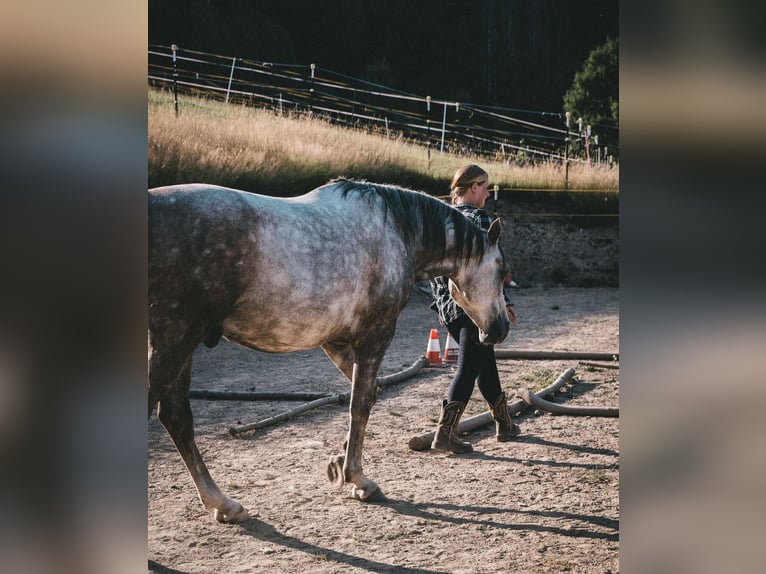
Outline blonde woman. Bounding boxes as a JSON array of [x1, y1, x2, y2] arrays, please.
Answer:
[[429, 165, 519, 453]]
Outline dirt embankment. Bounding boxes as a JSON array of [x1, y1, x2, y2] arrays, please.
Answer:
[[496, 190, 619, 288]]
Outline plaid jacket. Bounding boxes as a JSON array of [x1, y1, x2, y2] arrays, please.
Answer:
[[430, 203, 513, 326]]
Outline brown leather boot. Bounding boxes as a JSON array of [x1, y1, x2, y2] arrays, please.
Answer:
[[490, 392, 521, 441], [431, 400, 473, 453]]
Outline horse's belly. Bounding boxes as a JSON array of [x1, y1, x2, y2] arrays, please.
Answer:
[[222, 310, 346, 353]]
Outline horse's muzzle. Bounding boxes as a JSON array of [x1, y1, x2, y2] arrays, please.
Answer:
[[479, 317, 509, 345]]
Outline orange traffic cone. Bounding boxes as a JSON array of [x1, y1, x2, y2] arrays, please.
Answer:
[[425, 328, 443, 366], [442, 332, 459, 363]]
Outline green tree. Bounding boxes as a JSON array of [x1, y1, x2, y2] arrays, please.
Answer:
[[562, 37, 618, 150]]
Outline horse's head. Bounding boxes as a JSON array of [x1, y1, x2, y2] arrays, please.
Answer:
[[449, 218, 510, 345]]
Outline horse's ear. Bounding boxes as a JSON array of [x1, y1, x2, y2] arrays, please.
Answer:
[[488, 218, 502, 245]]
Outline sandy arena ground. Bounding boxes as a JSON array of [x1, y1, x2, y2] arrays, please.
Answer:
[[149, 286, 619, 573]]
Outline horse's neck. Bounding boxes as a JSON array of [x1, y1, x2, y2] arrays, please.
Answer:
[[414, 243, 470, 282]]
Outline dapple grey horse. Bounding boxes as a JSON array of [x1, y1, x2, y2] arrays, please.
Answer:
[[148, 179, 510, 522]]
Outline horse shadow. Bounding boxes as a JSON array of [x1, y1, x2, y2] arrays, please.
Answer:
[[475, 435, 620, 470], [379, 496, 619, 542], [149, 512, 449, 574], [229, 516, 449, 574], [149, 514, 449, 574], [148, 560, 190, 574]]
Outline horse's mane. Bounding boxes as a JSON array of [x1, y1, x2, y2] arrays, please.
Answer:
[[331, 178, 486, 261]]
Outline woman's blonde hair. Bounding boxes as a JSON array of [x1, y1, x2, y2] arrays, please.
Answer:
[[449, 164, 488, 204]]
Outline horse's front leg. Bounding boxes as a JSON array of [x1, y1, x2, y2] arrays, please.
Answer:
[[327, 361, 382, 501]]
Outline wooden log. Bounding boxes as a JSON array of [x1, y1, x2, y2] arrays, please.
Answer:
[[190, 389, 332, 401], [377, 357, 430, 388], [407, 367, 576, 451], [494, 349, 618, 361], [578, 360, 620, 370], [518, 388, 618, 417], [229, 393, 349, 435], [229, 357, 430, 436]]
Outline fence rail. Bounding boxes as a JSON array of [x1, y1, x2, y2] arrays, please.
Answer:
[[148, 44, 618, 166]]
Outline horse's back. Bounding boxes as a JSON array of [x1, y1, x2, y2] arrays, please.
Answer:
[[148, 181, 421, 353], [147, 184, 351, 343]]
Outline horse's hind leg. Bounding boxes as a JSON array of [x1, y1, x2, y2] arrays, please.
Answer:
[[151, 351, 249, 523]]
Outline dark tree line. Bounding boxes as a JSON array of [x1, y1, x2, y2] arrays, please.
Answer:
[[149, 0, 618, 117]]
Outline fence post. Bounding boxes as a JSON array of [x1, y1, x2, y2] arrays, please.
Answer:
[[426, 96, 432, 167], [171, 44, 179, 116], [594, 135, 600, 164], [455, 102, 460, 154], [564, 111, 571, 190], [225, 56, 237, 104], [309, 63, 315, 114], [440, 101, 447, 154]]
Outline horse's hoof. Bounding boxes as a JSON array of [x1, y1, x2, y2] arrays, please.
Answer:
[[326, 455, 345, 487], [350, 482, 383, 502], [213, 502, 249, 523]]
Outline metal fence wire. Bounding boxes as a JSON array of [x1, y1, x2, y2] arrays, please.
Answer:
[[148, 44, 618, 166]]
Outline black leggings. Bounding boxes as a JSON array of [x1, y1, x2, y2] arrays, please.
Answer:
[[445, 314, 503, 405]]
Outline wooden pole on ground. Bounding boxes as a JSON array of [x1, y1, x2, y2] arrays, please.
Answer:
[[229, 393, 349, 435], [190, 390, 332, 401], [518, 388, 618, 417], [494, 349, 618, 361], [578, 360, 620, 370], [377, 357, 430, 388], [229, 357, 430, 436]]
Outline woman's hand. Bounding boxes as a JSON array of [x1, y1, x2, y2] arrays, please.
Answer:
[[506, 304, 517, 324]]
